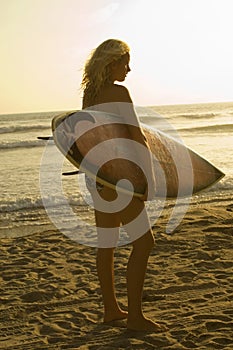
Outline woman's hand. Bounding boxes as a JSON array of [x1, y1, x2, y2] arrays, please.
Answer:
[[140, 173, 156, 202], [140, 185, 148, 201]]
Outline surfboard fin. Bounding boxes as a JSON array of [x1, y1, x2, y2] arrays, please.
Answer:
[[38, 136, 81, 176], [37, 136, 54, 140], [62, 170, 82, 176]]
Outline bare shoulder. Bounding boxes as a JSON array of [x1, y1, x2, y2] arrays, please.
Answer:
[[113, 84, 132, 103], [95, 84, 133, 104]]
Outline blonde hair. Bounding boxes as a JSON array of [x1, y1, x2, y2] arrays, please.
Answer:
[[81, 39, 130, 108]]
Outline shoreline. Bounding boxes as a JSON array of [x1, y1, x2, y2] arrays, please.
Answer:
[[1, 189, 232, 238], [0, 198, 232, 349]]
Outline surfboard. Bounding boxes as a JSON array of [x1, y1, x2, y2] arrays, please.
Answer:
[[51, 110, 224, 199]]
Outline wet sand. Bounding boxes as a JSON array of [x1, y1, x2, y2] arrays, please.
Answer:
[[0, 198, 232, 349]]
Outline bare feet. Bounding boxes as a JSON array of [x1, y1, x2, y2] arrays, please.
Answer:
[[104, 309, 128, 323], [127, 316, 168, 332]]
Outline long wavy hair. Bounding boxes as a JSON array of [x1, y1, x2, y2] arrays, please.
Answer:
[[81, 39, 130, 108]]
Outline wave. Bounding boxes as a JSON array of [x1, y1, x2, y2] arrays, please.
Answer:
[[178, 123, 233, 134], [1, 124, 231, 150], [0, 124, 50, 134], [1, 175, 232, 214], [0, 195, 86, 213], [139, 117, 233, 134], [0, 139, 50, 149], [0, 197, 45, 213], [168, 112, 220, 119]]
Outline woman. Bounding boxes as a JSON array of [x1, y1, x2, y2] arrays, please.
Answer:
[[81, 39, 166, 332]]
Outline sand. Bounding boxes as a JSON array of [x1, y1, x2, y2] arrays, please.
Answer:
[[0, 197, 232, 350]]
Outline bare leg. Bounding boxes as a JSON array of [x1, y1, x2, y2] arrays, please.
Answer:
[[97, 247, 127, 322], [94, 187, 127, 322], [126, 230, 167, 331]]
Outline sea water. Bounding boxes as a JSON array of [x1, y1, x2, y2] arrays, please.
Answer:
[[0, 102, 232, 237]]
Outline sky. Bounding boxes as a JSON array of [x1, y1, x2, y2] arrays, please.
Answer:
[[1, 0, 233, 113]]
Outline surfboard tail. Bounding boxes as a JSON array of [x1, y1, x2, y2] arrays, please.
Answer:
[[189, 149, 225, 195]]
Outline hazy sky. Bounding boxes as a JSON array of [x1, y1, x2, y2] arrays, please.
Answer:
[[1, 0, 233, 113]]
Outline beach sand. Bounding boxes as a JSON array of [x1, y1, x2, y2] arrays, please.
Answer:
[[0, 198, 232, 349]]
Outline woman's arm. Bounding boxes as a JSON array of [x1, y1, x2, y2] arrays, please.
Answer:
[[115, 86, 156, 200]]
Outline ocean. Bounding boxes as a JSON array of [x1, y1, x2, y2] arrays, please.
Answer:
[[1, 102, 233, 238]]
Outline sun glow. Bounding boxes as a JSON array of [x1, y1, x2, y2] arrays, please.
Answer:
[[1, 0, 233, 113]]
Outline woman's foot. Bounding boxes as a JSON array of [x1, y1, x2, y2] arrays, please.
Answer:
[[104, 309, 128, 323], [127, 316, 168, 332]]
